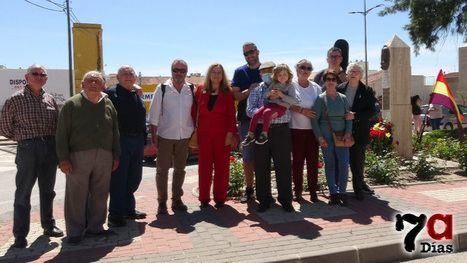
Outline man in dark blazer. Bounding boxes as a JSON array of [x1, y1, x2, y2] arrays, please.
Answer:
[[337, 63, 377, 200]]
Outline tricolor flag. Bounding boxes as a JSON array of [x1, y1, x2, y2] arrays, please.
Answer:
[[429, 70, 464, 126]]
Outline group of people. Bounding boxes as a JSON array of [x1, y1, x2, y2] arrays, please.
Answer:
[[411, 95, 444, 134], [0, 41, 379, 248]]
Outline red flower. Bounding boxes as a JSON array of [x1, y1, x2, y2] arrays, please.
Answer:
[[229, 156, 236, 163]]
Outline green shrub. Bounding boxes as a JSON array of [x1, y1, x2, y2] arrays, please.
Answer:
[[365, 151, 399, 185], [410, 152, 442, 180], [458, 142, 467, 172], [430, 138, 461, 161], [228, 152, 244, 197]]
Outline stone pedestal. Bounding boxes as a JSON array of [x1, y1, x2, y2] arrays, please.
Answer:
[[388, 35, 413, 158]]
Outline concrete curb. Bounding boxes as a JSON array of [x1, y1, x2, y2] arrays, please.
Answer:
[[268, 230, 467, 263]]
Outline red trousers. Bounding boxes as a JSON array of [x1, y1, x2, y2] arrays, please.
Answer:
[[291, 129, 319, 195], [198, 132, 231, 203], [249, 103, 286, 133]]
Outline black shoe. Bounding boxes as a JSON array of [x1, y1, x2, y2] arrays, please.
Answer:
[[108, 217, 126, 228], [293, 194, 305, 202], [67, 236, 82, 245], [171, 200, 188, 212], [339, 194, 348, 207], [328, 194, 340, 206], [127, 210, 147, 220], [214, 202, 225, 208], [257, 202, 270, 213], [157, 202, 168, 215], [255, 134, 268, 145], [242, 136, 255, 146], [282, 203, 295, 212], [240, 187, 254, 203], [12, 237, 27, 248], [362, 184, 375, 195], [200, 201, 210, 208], [43, 226, 64, 237], [310, 192, 319, 202], [355, 191, 365, 201]]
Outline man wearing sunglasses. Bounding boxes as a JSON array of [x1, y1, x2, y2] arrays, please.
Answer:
[[148, 59, 194, 215], [0, 64, 63, 248], [232, 42, 263, 203], [313, 47, 347, 88]]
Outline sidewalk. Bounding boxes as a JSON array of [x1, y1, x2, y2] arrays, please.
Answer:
[[0, 165, 467, 263]]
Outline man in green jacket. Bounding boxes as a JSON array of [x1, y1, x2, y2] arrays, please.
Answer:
[[56, 70, 120, 245]]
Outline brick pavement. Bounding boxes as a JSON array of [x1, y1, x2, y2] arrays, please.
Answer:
[[0, 165, 467, 262]]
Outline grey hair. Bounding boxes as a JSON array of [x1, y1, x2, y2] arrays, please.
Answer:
[[171, 59, 188, 69], [295, 59, 313, 71], [346, 62, 364, 75], [82, 70, 105, 83], [27, 64, 47, 74], [117, 65, 136, 76], [242, 42, 257, 50]]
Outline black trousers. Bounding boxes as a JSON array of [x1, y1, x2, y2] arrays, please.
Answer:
[[254, 124, 293, 206], [14, 137, 57, 238], [350, 143, 366, 193]]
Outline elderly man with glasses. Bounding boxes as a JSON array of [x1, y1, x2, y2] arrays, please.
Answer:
[[148, 59, 194, 215], [313, 47, 347, 88], [56, 70, 120, 244], [0, 64, 64, 248]]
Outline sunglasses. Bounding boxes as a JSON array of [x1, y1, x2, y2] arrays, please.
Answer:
[[325, 77, 337, 82], [243, 49, 257, 57], [30, 72, 47, 77], [299, 66, 312, 71], [172, 68, 187, 74]]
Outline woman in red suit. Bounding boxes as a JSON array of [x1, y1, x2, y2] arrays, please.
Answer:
[[196, 63, 238, 208]]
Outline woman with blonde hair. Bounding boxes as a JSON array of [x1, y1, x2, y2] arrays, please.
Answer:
[[196, 63, 238, 208]]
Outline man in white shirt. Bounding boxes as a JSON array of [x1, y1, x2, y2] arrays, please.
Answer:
[[148, 59, 194, 214]]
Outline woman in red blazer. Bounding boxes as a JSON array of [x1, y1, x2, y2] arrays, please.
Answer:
[[196, 63, 238, 208]]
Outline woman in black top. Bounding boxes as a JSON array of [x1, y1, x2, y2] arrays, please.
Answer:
[[411, 95, 422, 134]]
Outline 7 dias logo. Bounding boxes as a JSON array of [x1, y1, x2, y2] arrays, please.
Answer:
[[395, 213, 454, 254]]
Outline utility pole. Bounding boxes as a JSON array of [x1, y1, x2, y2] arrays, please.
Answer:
[[66, 0, 73, 96], [349, 0, 383, 86]]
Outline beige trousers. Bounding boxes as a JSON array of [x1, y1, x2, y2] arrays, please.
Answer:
[[64, 148, 113, 237], [156, 136, 189, 203]]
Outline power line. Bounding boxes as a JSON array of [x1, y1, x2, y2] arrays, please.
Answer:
[[44, 0, 65, 9], [70, 9, 80, 23], [23, 0, 63, 12]]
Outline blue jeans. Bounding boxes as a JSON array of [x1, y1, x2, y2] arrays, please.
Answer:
[[14, 137, 57, 238], [321, 130, 350, 195], [430, 118, 442, 130], [239, 120, 254, 162], [109, 135, 144, 217]]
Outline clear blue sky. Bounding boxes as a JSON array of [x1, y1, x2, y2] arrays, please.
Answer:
[[1, 0, 465, 79]]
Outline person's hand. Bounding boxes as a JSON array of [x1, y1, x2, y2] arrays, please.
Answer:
[[112, 160, 119, 172], [225, 132, 233, 146], [248, 83, 259, 93], [133, 84, 143, 97], [59, 160, 73, 175], [318, 137, 328, 148], [345, 111, 355, 120], [301, 108, 316, 118], [343, 133, 353, 144]]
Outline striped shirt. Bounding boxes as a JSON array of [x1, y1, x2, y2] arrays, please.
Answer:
[[246, 82, 293, 124], [0, 85, 58, 141]]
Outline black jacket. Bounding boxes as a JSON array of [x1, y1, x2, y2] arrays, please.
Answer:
[[337, 81, 376, 145]]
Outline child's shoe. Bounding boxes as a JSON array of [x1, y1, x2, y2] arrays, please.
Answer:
[[255, 133, 268, 145], [242, 136, 255, 146]]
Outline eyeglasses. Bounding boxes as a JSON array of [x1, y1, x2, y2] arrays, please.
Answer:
[[299, 66, 312, 71], [325, 77, 337, 82], [172, 68, 187, 74], [243, 49, 257, 57], [328, 55, 342, 59], [30, 72, 47, 77]]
